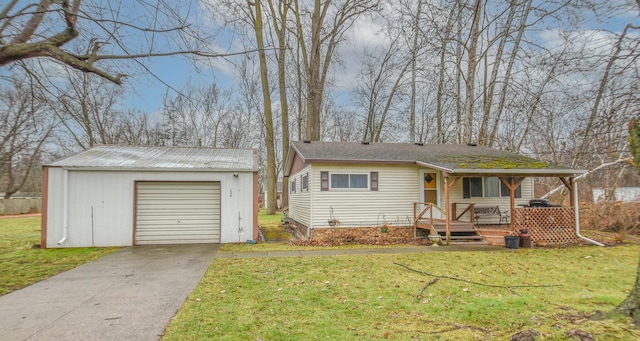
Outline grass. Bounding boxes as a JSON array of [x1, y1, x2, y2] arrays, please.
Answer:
[[0, 216, 118, 296], [163, 244, 640, 340], [256, 209, 293, 242]]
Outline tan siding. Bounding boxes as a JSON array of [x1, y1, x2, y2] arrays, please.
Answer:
[[449, 177, 534, 223], [310, 164, 421, 227], [289, 165, 312, 227]]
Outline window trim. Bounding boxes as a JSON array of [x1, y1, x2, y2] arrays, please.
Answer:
[[301, 173, 309, 191], [463, 177, 521, 199], [329, 172, 370, 190], [290, 178, 296, 194]]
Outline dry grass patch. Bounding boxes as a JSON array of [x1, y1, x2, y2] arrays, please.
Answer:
[[164, 245, 640, 340]]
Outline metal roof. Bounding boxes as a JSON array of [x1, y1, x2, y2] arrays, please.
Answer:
[[286, 141, 584, 176], [48, 145, 258, 171]]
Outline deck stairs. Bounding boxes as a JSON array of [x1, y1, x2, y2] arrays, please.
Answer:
[[416, 219, 486, 244]]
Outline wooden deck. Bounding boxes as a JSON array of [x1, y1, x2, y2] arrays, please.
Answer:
[[416, 220, 484, 242]]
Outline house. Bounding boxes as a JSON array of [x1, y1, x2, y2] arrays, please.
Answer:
[[593, 187, 640, 203], [284, 141, 594, 246], [41, 145, 259, 248]]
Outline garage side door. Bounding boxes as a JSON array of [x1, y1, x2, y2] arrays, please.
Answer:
[[136, 182, 221, 244]]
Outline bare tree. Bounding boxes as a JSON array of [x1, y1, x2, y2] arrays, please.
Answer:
[[0, 78, 54, 198], [293, 0, 380, 141], [161, 82, 233, 148], [1, 1, 242, 84], [49, 70, 125, 149]]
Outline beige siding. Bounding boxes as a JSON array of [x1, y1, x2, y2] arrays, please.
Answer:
[[448, 177, 534, 223], [288, 163, 536, 229], [44, 168, 254, 247], [288, 165, 312, 228], [309, 164, 421, 228]]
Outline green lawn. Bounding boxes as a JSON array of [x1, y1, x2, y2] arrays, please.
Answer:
[[164, 245, 640, 340], [0, 216, 118, 296]]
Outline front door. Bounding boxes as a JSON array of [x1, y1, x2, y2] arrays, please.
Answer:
[[420, 170, 442, 219]]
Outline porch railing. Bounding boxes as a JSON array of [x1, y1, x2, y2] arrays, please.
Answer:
[[413, 202, 446, 238]]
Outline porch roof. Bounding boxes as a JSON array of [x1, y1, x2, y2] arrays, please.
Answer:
[[286, 141, 584, 177]]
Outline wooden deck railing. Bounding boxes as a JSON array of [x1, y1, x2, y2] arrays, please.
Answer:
[[512, 207, 581, 245], [413, 203, 446, 238]]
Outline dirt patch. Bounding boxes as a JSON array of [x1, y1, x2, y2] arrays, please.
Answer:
[[0, 213, 41, 219]]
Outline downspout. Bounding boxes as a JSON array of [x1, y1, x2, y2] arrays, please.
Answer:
[[57, 169, 69, 245], [573, 177, 604, 246]]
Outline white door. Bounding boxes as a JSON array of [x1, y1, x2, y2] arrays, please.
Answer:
[[136, 182, 221, 244], [420, 170, 442, 219]]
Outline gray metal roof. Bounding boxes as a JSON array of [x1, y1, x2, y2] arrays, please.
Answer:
[[48, 145, 258, 171], [287, 141, 584, 176]]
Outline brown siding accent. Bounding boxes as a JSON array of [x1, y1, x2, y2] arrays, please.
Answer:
[[289, 153, 306, 175], [132, 181, 138, 245], [40, 167, 49, 248], [370, 172, 378, 191], [320, 171, 329, 191], [253, 172, 259, 240]]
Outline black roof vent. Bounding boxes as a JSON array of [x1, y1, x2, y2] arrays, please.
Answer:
[[467, 142, 477, 147], [303, 140, 311, 143], [415, 142, 424, 146], [361, 141, 370, 145]]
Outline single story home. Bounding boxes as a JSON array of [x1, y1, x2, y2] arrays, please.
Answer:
[[284, 141, 596, 246], [41, 145, 258, 248]]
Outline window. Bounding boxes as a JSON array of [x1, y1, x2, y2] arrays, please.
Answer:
[[370, 172, 378, 191], [302, 173, 308, 191], [463, 177, 521, 198], [484, 177, 500, 197], [321, 171, 329, 191], [330, 173, 368, 189], [290, 178, 296, 193]]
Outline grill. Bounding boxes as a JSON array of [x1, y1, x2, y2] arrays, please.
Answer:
[[529, 199, 561, 207]]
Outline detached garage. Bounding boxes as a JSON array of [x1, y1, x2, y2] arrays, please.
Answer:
[[41, 146, 259, 248]]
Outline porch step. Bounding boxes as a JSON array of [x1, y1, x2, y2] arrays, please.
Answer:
[[478, 228, 513, 247], [445, 235, 483, 240]]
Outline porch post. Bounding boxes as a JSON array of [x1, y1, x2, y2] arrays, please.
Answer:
[[509, 178, 516, 232], [444, 175, 451, 245], [499, 177, 524, 232]]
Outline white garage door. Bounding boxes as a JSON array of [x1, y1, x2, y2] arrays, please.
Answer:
[[136, 182, 221, 244]]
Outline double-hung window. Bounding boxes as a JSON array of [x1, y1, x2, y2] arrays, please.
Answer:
[[320, 171, 378, 191], [330, 173, 368, 189], [463, 177, 521, 198], [290, 178, 296, 193]]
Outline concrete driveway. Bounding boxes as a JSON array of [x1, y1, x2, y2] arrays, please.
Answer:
[[0, 244, 219, 341]]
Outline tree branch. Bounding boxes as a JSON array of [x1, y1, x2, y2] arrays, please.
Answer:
[[394, 262, 560, 292]]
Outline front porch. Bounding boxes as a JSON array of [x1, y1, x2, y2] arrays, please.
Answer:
[[414, 203, 583, 246]]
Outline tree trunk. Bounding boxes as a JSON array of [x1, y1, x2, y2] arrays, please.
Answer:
[[462, 0, 482, 144], [615, 118, 640, 325], [267, 0, 290, 208], [594, 118, 640, 325], [251, 0, 277, 214]]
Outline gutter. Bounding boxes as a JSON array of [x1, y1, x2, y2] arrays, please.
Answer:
[[573, 178, 604, 247], [57, 169, 69, 245]]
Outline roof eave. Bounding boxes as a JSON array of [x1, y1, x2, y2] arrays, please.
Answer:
[[448, 168, 587, 176], [60, 166, 259, 172]]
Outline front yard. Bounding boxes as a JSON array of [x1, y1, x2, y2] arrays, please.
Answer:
[[2, 214, 639, 339], [164, 243, 640, 340]]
